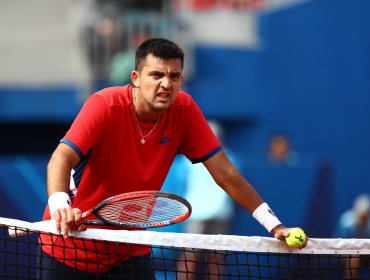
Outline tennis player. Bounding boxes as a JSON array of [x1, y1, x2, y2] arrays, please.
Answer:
[[38, 38, 308, 278]]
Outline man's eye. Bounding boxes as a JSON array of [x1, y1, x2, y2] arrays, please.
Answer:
[[152, 73, 162, 78], [171, 74, 181, 81]]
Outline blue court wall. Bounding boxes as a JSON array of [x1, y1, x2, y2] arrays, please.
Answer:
[[0, 0, 369, 238], [187, 0, 370, 237]]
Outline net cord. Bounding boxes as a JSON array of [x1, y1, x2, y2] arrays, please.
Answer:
[[2, 217, 370, 255]]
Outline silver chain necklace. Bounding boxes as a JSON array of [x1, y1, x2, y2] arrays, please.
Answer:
[[132, 90, 160, 144]]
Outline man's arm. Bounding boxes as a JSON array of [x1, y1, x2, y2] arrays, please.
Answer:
[[204, 151, 263, 213], [203, 150, 307, 248], [47, 143, 85, 237]]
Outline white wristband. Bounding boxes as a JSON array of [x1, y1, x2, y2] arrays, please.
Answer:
[[252, 202, 282, 233], [48, 192, 71, 218]]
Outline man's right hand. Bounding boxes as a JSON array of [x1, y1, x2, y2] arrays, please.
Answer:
[[52, 207, 87, 238]]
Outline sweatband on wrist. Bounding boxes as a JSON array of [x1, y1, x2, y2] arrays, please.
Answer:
[[252, 202, 282, 233], [48, 192, 71, 217]]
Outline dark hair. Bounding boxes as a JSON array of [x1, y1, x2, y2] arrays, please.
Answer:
[[135, 38, 185, 71]]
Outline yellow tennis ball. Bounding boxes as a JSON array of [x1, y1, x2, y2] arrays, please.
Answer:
[[286, 227, 306, 248]]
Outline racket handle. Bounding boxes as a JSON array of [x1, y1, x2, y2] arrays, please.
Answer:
[[81, 209, 93, 219]]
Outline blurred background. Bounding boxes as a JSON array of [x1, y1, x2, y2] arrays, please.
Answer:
[[0, 0, 369, 238]]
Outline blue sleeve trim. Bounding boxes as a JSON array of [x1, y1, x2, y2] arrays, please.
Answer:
[[60, 139, 84, 159], [191, 145, 223, 164]]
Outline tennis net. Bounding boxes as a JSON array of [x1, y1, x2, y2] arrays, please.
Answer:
[[0, 217, 369, 279]]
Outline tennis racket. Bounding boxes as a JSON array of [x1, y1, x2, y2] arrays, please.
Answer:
[[9, 190, 191, 237]]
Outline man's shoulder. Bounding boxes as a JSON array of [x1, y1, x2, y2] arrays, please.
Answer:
[[93, 85, 131, 105], [95, 85, 130, 97], [173, 90, 194, 107]]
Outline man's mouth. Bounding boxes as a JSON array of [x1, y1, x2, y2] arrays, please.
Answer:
[[157, 93, 170, 103]]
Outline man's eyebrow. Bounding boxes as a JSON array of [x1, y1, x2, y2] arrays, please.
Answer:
[[148, 70, 164, 74], [148, 70, 181, 75]]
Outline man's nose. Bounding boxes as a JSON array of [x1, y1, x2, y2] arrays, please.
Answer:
[[160, 76, 172, 88]]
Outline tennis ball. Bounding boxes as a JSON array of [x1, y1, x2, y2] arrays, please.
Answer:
[[285, 227, 306, 248]]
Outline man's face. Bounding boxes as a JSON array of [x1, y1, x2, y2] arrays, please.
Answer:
[[132, 54, 183, 115]]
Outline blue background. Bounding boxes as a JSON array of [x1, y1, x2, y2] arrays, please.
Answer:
[[1, 0, 369, 239]]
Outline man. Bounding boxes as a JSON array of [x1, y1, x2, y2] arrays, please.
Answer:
[[335, 194, 370, 279], [39, 38, 308, 278]]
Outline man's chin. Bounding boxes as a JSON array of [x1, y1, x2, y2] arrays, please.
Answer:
[[154, 102, 172, 111]]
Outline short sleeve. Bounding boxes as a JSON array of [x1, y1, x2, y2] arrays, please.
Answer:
[[62, 94, 109, 157], [179, 99, 221, 163]]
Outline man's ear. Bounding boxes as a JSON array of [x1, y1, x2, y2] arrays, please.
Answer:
[[131, 70, 140, 87]]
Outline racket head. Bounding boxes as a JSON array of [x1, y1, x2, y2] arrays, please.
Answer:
[[84, 191, 192, 229]]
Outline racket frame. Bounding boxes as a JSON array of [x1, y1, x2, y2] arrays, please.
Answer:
[[82, 191, 192, 229], [8, 191, 192, 237]]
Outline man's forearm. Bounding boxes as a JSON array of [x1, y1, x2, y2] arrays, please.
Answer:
[[46, 143, 79, 196], [47, 156, 73, 196]]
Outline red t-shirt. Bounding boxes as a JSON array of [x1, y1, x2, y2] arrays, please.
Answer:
[[40, 85, 221, 273]]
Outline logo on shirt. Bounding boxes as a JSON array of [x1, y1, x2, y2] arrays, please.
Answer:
[[159, 136, 169, 144]]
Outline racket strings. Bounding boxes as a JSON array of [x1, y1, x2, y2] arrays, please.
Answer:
[[97, 197, 189, 224]]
